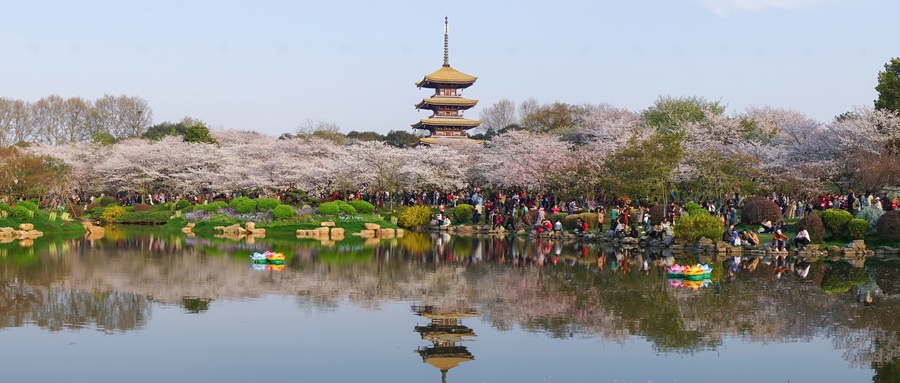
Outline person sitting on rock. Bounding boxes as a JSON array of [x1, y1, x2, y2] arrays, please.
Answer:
[[794, 228, 810, 248], [553, 220, 562, 232], [441, 216, 451, 227], [628, 225, 639, 238], [760, 218, 774, 233], [745, 230, 759, 246], [574, 218, 588, 234], [772, 229, 788, 251]]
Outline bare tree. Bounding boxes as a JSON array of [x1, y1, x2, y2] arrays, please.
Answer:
[[478, 98, 518, 133]]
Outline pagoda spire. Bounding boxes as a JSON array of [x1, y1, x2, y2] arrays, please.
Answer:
[[443, 16, 449, 67]]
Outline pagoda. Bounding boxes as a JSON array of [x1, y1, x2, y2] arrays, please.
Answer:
[[412, 17, 482, 144], [412, 305, 478, 383]]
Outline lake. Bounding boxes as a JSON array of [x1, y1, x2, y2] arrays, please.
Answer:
[[1, 227, 898, 382]]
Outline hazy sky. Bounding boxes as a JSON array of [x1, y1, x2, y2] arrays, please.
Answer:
[[1, 0, 897, 137]]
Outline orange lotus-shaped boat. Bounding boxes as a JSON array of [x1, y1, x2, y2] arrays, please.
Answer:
[[266, 252, 285, 261], [682, 265, 705, 276]]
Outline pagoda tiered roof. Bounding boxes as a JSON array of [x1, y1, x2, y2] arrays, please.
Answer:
[[415, 66, 477, 88], [411, 117, 482, 130], [414, 97, 478, 110]]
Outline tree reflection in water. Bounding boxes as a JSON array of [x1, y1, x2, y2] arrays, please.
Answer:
[[1, 227, 900, 376]]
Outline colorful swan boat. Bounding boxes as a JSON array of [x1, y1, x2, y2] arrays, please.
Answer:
[[250, 252, 269, 264], [266, 252, 285, 264]]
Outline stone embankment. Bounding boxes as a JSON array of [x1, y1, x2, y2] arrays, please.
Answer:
[[0, 223, 44, 246], [296, 222, 404, 245]]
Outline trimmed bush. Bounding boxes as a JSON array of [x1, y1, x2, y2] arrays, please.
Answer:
[[649, 204, 666, 224], [10, 205, 31, 221], [176, 199, 190, 209], [855, 207, 884, 236], [99, 196, 117, 206], [200, 201, 228, 213], [796, 215, 825, 243], [133, 203, 151, 212], [16, 200, 38, 212], [847, 219, 868, 240], [743, 196, 768, 205], [522, 210, 539, 226], [683, 202, 703, 216], [99, 205, 127, 223], [740, 200, 783, 225], [453, 204, 474, 223], [256, 198, 281, 211], [234, 200, 257, 214], [348, 200, 375, 214], [317, 201, 340, 215], [89, 205, 108, 220], [674, 209, 722, 244], [272, 205, 295, 219], [229, 197, 250, 209], [124, 206, 134, 212], [398, 204, 431, 228], [86, 203, 102, 212], [548, 213, 568, 224], [67, 205, 84, 218], [0, 203, 9, 212], [116, 211, 173, 224], [821, 209, 853, 239], [562, 213, 598, 230], [877, 210, 900, 242], [336, 201, 357, 215]]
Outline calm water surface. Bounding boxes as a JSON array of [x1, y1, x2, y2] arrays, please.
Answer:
[[1, 227, 898, 382]]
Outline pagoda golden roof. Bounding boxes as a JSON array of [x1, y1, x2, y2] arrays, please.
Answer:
[[415, 97, 478, 109], [411, 117, 482, 129], [419, 137, 485, 144], [416, 66, 477, 87]]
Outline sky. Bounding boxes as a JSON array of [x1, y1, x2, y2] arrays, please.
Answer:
[[1, 0, 898, 137]]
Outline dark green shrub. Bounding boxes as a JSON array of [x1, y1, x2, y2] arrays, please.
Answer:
[[0, 203, 9, 212], [562, 213, 598, 230], [176, 199, 190, 209], [16, 200, 38, 212], [398, 205, 431, 228], [99, 196, 117, 206], [847, 219, 868, 240], [116, 211, 174, 224], [877, 210, 900, 242], [86, 203, 101, 212], [821, 209, 853, 239], [272, 205, 295, 219], [89, 205, 107, 220], [180, 205, 196, 213], [650, 204, 666, 224], [796, 215, 825, 243], [234, 200, 257, 214], [256, 198, 281, 211], [740, 200, 783, 225], [674, 209, 722, 243], [229, 197, 250, 209], [684, 202, 703, 216], [317, 202, 340, 215], [133, 203, 151, 212], [10, 205, 31, 221], [336, 201, 357, 215], [150, 204, 171, 211], [200, 201, 228, 213], [348, 200, 375, 214], [453, 204, 474, 223], [124, 206, 134, 212], [308, 198, 321, 206]]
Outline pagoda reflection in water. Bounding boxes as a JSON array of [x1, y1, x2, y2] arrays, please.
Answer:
[[412, 305, 477, 383]]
